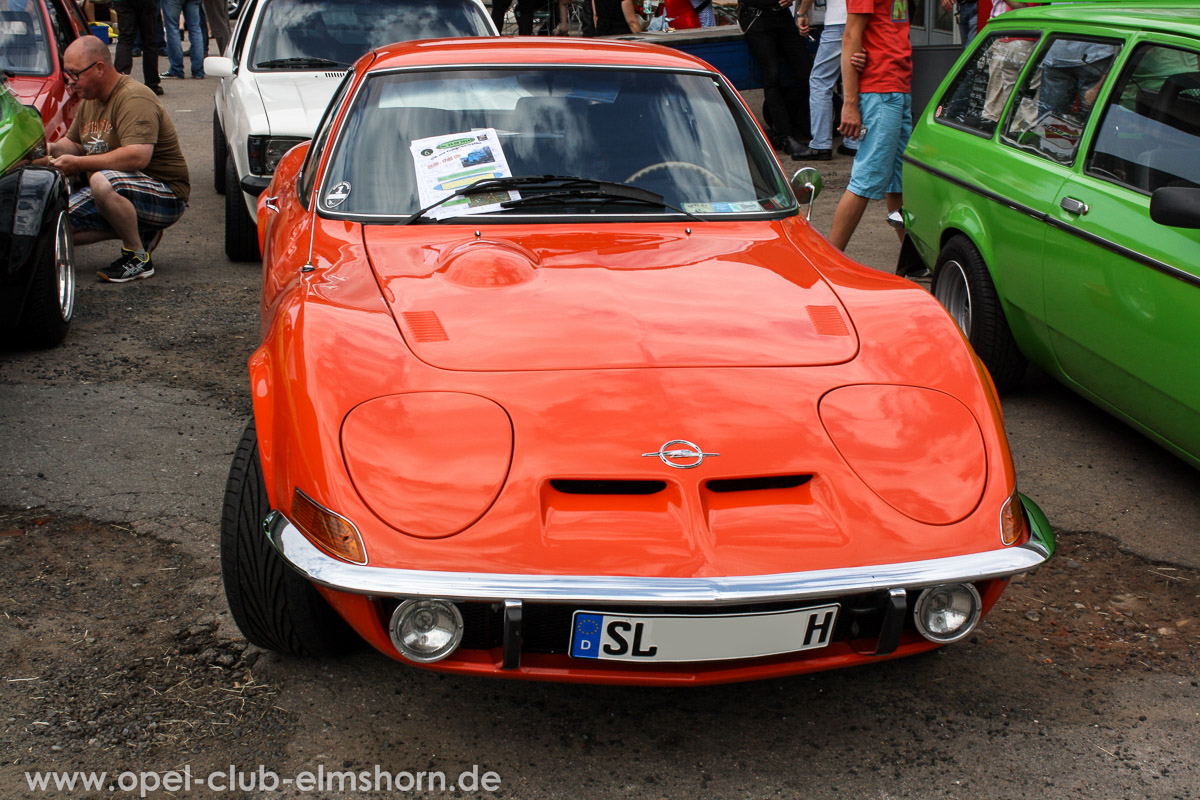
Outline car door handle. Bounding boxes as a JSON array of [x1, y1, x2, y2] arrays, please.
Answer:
[[264, 196, 280, 213], [1060, 197, 1089, 215]]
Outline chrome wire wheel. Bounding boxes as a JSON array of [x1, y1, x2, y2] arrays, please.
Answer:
[[933, 257, 971, 337], [54, 211, 76, 323]]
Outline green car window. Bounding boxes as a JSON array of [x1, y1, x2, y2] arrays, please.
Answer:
[[934, 31, 1040, 137], [1002, 36, 1121, 165], [1086, 43, 1200, 195]]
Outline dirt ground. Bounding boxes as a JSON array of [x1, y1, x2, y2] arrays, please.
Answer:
[[2, 506, 1197, 794], [1, 66, 1198, 800]]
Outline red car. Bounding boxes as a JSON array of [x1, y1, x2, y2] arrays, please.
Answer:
[[221, 38, 1055, 686], [1, 0, 90, 142]]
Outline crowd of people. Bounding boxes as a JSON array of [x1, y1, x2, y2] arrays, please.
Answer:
[[40, 0, 1010, 284]]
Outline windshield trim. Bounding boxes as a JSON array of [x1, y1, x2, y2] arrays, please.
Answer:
[[312, 62, 799, 224]]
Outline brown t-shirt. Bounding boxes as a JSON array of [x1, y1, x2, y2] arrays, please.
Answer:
[[66, 75, 191, 203]]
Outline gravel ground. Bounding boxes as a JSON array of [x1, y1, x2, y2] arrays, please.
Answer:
[[0, 60, 1197, 800]]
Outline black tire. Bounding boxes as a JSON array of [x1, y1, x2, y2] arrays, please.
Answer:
[[213, 110, 228, 195], [933, 235, 1028, 391], [220, 419, 359, 656], [224, 154, 261, 261], [18, 207, 75, 349]]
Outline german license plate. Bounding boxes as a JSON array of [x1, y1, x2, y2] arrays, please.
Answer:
[[569, 605, 839, 663]]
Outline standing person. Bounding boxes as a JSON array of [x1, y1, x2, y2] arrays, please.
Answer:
[[111, 0, 164, 94], [592, 0, 641, 34], [492, 0, 540, 34], [828, 0, 910, 251], [200, 0, 230, 55], [738, 0, 812, 160], [160, 0, 205, 78], [44, 37, 190, 282], [940, 0, 977, 47], [795, 0, 858, 159]]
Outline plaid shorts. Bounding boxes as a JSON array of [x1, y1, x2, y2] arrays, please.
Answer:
[[69, 170, 186, 233]]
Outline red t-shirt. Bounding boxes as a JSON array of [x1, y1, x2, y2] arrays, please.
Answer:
[[847, 0, 912, 93]]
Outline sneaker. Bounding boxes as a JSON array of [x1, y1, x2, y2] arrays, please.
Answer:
[[97, 250, 155, 283], [140, 228, 163, 254], [159, 71, 184, 79]]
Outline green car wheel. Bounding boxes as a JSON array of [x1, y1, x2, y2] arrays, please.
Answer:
[[933, 235, 1027, 392]]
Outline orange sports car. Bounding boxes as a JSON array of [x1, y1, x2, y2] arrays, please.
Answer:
[[221, 38, 1055, 686]]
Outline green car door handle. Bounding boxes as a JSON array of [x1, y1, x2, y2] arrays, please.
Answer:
[[1060, 197, 1089, 215]]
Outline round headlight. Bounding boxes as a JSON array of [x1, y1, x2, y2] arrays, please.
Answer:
[[914, 583, 982, 643], [389, 599, 464, 663]]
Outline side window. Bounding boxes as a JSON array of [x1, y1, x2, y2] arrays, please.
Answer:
[[231, 0, 260, 63], [299, 69, 355, 207], [44, 0, 75, 56], [1002, 36, 1121, 164], [1087, 44, 1200, 194], [935, 32, 1040, 136]]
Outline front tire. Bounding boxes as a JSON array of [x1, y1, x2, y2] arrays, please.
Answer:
[[18, 208, 75, 348], [933, 235, 1027, 391], [220, 419, 358, 656], [224, 155, 261, 262]]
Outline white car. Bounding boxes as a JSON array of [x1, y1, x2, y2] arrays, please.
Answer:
[[205, 0, 496, 260]]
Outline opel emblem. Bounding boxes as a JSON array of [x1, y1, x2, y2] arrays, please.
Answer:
[[641, 439, 719, 469]]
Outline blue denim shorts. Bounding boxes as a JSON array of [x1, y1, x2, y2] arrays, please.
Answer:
[[69, 170, 186, 233], [846, 92, 912, 200]]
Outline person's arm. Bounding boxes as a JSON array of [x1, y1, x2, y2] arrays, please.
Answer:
[[556, 0, 569, 33], [621, 0, 642, 32], [49, 143, 153, 178], [795, 0, 812, 36], [838, 13, 868, 140]]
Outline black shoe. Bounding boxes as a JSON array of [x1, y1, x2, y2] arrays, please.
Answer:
[[792, 145, 832, 161], [150, 84, 165, 96], [837, 144, 858, 157], [783, 136, 808, 160], [97, 250, 154, 283], [160, 71, 184, 79]]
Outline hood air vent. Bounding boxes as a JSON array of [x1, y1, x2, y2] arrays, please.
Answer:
[[706, 475, 812, 493]]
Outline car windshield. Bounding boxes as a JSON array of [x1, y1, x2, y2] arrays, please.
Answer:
[[249, 0, 493, 70], [318, 67, 794, 220], [0, 5, 52, 76]]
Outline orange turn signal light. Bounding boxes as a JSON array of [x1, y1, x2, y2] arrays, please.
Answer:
[[999, 490, 1027, 547], [291, 489, 367, 564]]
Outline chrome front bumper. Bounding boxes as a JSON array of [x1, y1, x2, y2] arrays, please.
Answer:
[[264, 496, 1054, 607]]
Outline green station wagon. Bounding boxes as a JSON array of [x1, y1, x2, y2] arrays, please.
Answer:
[[900, 3, 1200, 470]]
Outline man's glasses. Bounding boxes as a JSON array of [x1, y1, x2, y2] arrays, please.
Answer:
[[65, 61, 101, 82]]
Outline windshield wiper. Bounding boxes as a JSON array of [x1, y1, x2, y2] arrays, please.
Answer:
[[499, 186, 702, 221], [404, 175, 702, 224], [255, 57, 349, 69]]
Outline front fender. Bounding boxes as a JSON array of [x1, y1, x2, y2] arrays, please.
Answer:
[[0, 166, 67, 324]]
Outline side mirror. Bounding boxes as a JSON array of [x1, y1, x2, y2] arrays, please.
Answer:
[[204, 56, 235, 78], [1150, 186, 1200, 229], [790, 167, 823, 221]]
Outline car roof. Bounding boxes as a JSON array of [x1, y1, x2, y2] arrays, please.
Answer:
[[1000, 2, 1200, 39], [364, 38, 720, 74]]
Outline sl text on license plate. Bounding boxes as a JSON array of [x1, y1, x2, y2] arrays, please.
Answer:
[[569, 605, 839, 663]]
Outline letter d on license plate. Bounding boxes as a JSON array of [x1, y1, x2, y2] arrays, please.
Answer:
[[569, 605, 839, 663]]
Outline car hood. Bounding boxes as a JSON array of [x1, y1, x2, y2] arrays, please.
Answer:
[[254, 72, 346, 135], [363, 224, 860, 370]]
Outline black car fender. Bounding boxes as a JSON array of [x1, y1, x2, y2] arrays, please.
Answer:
[[1, 166, 69, 323]]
